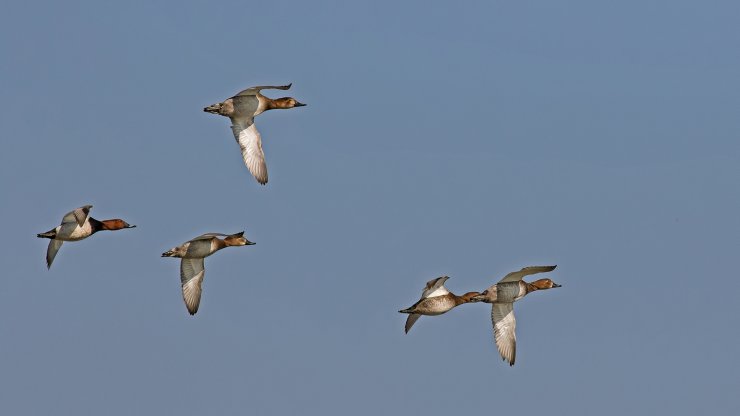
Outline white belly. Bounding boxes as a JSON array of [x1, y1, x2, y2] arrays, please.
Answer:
[[56, 222, 93, 241]]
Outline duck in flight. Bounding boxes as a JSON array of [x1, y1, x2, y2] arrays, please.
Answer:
[[161, 231, 255, 315], [399, 276, 480, 333], [470, 265, 561, 366], [36, 205, 135, 269], [204, 84, 306, 185]]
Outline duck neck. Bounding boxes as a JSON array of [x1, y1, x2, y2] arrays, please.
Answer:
[[213, 238, 228, 250], [525, 282, 539, 294], [453, 292, 477, 306], [89, 218, 105, 234], [266, 97, 292, 110]]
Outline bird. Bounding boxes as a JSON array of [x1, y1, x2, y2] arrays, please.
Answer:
[[161, 231, 255, 315], [204, 84, 306, 185], [36, 205, 136, 269], [399, 276, 480, 333], [470, 265, 561, 366]]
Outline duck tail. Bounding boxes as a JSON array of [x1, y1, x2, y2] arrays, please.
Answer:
[[203, 102, 222, 114], [37, 230, 55, 239], [398, 307, 413, 314]]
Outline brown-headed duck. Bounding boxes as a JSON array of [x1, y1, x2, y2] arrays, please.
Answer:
[[470, 265, 561, 365], [204, 84, 306, 185], [36, 205, 135, 269], [161, 231, 255, 315], [399, 276, 479, 333]]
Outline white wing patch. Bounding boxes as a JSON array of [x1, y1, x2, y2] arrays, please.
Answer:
[[421, 276, 450, 298], [233, 123, 268, 185], [425, 285, 450, 298], [180, 258, 205, 315], [491, 303, 517, 365]]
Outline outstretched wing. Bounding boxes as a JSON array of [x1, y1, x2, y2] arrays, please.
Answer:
[[235, 84, 292, 97], [497, 265, 557, 284], [180, 258, 206, 315], [421, 276, 450, 298], [191, 233, 229, 241], [491, 303, 517, 366], [405, 314, 421, 334], [61, 205, 92, 227], [46, 240, 64, 269], [231, 120, 268, 185]]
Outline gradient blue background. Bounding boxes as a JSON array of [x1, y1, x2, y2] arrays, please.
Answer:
[[2, 1, 739, 414]]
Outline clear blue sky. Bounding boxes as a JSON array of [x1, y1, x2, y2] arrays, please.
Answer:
[[2, 1, 739, 414]]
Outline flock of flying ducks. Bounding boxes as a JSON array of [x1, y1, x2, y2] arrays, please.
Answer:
[[35, 83, 562, 366]]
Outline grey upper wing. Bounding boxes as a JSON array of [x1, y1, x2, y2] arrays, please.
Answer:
[[46, 239, 64, 269], [191, 233, 229, 241], [180, 258, 206, 315], [404, 314, 421, 334], [234, 84, 292, 96], [497, 265, 557, 284], [491, 302, 517, 366], [61, 205, 92, 226]]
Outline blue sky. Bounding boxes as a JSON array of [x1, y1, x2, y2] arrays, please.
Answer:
[[2, 1, 739, 414]]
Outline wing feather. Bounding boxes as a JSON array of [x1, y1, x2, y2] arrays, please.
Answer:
[[497, 265, 557, 284], [421, 276, 450, 298], [491, 303, 517, 365], [180, 258, 205, 315], [235, 84, 292, 96], [46, 240, 63, 269], [61, 205, 92, 226], [405, 314, 421, 333], [231, 122, 268, 185]]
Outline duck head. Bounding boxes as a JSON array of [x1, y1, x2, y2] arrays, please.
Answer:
[[270, 97, 306, 109], [528, 278, 562, 291], [100, 219, 136, 230], [224, 231, 256, 246]]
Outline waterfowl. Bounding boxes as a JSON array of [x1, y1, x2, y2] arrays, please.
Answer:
[[204, 84, 306, 185], [161, 231, 255, 315], [36, 205, 135, 269], [470, 265, 561, 366], [399, 276, 480, 333]]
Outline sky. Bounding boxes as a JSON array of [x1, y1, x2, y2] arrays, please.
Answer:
[[1, 0, 740, 414]]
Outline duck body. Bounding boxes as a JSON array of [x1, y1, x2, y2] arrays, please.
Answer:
[[479, 281, 529, 304], [204, 84, 306, 185], [399, 276, 479, 333], [162, 232, 255, 315], [36, 205, 135, 269], [404, 294, 461, 316], [162, 235, 228, 259]]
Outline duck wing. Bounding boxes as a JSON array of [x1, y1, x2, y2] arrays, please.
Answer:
[[180, 258, 205, 315], [45, 240, 64, 269], [191, 233, 229, 241], [231, 119, 268, 185], [235, 84, 292, 97], [491, 302, 517, 366], [497, 265, 557, 284], [421, 276, 450, 298], [61, 205, 92, 227], [404, 314, 421, 334]]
